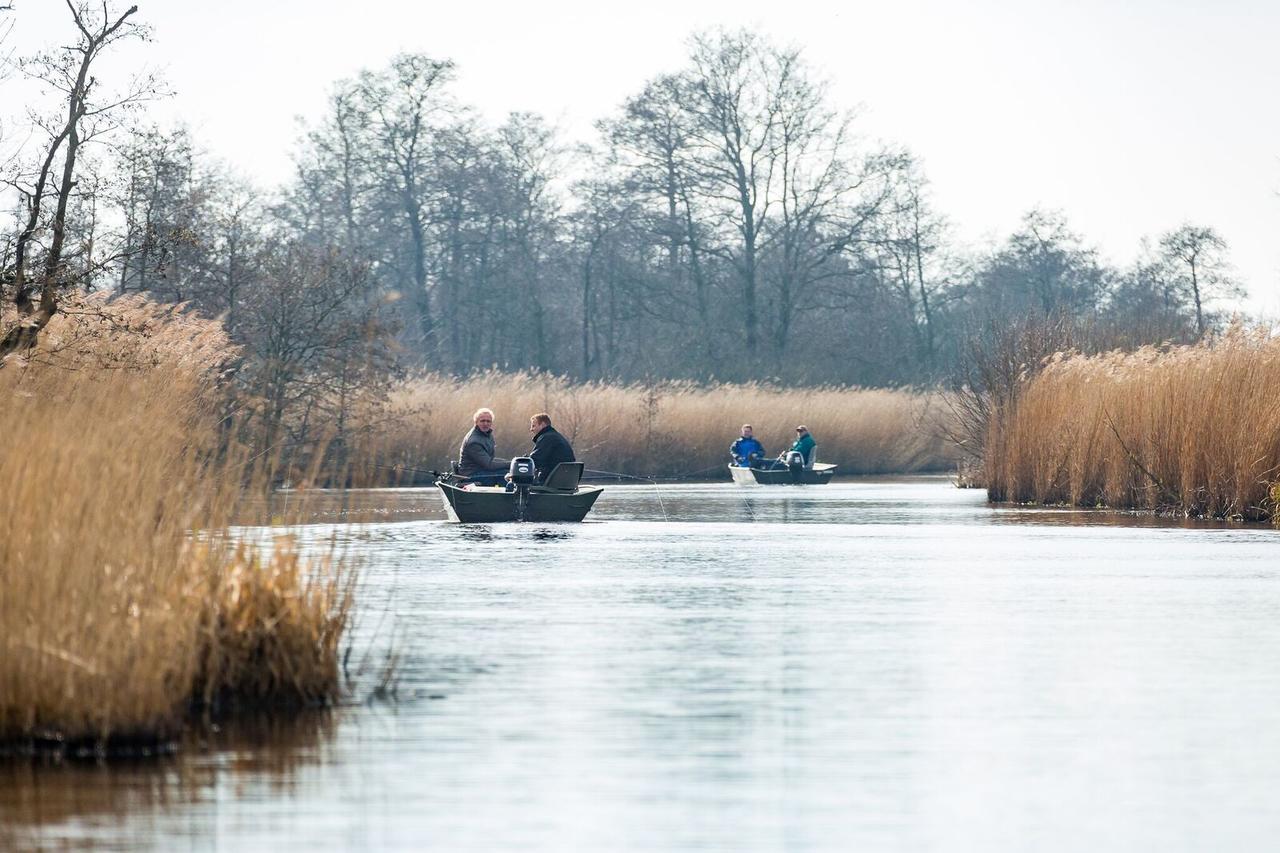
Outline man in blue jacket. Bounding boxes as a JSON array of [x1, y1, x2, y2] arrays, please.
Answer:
[[730, 424, 766, 468]]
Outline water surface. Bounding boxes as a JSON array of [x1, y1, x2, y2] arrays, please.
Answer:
[[6, 478, 1280, 851]]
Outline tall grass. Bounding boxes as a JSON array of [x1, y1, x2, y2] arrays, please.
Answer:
[[0, 302, 353, 756], [985, 328, 1280, 520], [372, 371, 956, 481]]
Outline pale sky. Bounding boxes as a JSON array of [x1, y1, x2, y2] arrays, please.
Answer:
[[6, 0, 1279, 314]]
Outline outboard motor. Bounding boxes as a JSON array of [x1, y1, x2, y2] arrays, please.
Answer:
[[507, 457, 537, 521], [784, 450, 805, 483], [509, 457, 536, 486]]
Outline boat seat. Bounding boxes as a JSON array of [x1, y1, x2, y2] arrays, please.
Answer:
[[534, 462, 584, 492]]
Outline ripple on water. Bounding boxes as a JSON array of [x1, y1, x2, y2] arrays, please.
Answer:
[[7, 478, 1280, 851]]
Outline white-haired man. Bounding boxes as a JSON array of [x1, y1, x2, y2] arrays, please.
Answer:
[[457, 407, 510, 485]]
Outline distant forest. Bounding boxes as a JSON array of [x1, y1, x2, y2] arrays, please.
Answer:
[[2, 8, 1244, 396]]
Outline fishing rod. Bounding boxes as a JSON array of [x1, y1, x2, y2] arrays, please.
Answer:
[[582, 463, 727, 483], [582, 468, 655, 482], [376, 464, 447, 479]]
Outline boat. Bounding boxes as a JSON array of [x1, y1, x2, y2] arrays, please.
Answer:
[[729, 452, 837, 485], [436, 460, 603, 523]]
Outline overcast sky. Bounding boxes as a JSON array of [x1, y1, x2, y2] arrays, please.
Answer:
[[6, 0, 1279, 314]]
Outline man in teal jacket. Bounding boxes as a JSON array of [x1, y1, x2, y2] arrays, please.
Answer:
[[789, 425, 816, 467]]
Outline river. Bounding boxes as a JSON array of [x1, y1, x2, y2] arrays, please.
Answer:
[[5, 477, 1280, 851]]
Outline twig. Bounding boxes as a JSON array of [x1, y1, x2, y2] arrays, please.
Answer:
[[1101, 406, 1180, 507]]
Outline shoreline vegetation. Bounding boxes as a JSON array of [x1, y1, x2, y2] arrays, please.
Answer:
[[4, 300, 1278, 765], [0, 307, 354, 760], [0, 295, 962, 763], [983, 329, 1280, 522], [0, 1, 1272, 781], [371, 372, 959, 484]]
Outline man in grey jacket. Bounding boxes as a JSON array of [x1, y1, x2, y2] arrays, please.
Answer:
[[457, 408, 509, 485]]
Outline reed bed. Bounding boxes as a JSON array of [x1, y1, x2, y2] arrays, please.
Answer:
[[373, 371, 956, 481], [0, 304, 353, 758], [985, 328, 1280, 520]]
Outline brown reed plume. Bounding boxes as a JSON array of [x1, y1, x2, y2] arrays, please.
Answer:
[[366, 371, 957, 481], [985, 326, 1280, 520], [0, 301, 354, 756]]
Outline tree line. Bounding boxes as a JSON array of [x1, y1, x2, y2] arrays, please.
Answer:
[[1, 5, 1244, 444]]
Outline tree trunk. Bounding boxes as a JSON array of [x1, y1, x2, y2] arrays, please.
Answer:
[[1190, 257, 1204, 337]]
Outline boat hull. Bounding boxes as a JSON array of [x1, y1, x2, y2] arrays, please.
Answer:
[[728, 463, 837, 485], [437, 482, 603, 523]]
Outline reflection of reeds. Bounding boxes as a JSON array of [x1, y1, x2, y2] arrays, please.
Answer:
[[371, 372, 956, 479], [985, 328, 1280, 520], [0, 308, 354, 756], [0, 709, 338, 846]]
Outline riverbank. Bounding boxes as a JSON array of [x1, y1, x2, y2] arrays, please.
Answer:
[[372, 371, 957, 482], [984, 329, 1280, 521], [0, 308, 355, 759]]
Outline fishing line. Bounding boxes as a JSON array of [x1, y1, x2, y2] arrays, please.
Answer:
[[581, 463, 726, 483], [650, 480, 670, 522], [376, 463, 446, 480], [583, 468, 670, 522], [669, 462, 729, 481]]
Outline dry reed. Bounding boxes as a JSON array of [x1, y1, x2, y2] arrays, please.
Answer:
[[0, 302, 353, 756], [370, 371, 956, 481], [985, 327, 1280, 520]]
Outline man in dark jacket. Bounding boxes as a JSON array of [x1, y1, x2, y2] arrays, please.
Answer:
[[458, 407, 509, 485], [527, 412, 575, 484]]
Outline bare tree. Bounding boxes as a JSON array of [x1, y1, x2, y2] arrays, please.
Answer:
[[1159, 224, 1240, 337], [682, 30, 780, 367], [0, 4, 15, 152], [601, 74, 720, 372], [236, 242, 394, 459], [1102, 239, 1197, 347], [765, 72, 900, 368], [666, 30, 901, 373], [1, 1, 158, 360], [112, 124, 208, 302], [356, 54, 456, 360], [959, 210, 1109, 330], [947, 312, 1078, 492], [869, 158, 952, 374]]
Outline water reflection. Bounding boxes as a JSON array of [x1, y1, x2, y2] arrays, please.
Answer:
[[531, 528, 576, 541], [0, 711, 338, 851], [458, 527, 494, 543], [283, 477, 1260, 531], [9, 477, 1280, 851]]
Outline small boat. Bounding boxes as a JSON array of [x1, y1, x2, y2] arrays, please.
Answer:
[[437, 460, 603, 523], [729, 452, 837, 486]]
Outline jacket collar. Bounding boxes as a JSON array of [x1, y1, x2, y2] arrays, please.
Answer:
[[532, 425, 553, 442]]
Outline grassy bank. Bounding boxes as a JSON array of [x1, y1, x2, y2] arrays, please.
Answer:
[[985, 329, 1280, 520], [0, 304, 353, 758], [375, 372, 957, 481]]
